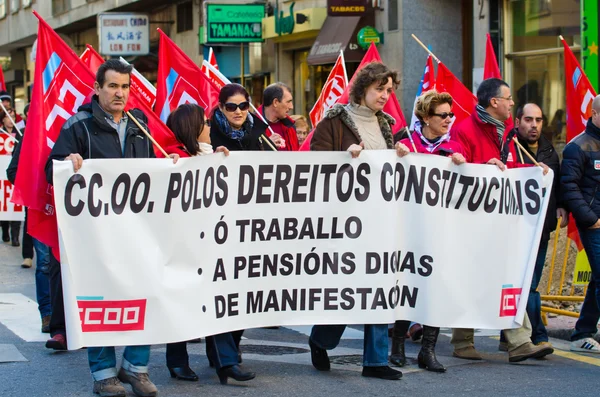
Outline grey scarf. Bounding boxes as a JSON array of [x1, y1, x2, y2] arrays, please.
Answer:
[[476, 105, 505, 145]]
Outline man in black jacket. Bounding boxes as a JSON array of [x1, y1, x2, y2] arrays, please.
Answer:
[[561, 95, 600, 354], [45, 59, 177, 397], [498, 103, 568, 351]]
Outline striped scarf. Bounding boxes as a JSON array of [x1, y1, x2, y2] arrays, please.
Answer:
[[476, 105, 505, 145], [414, 120, 451, 153]]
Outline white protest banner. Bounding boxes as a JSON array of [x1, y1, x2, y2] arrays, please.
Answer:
[[53, 151, 551, 349], [0, 155, 24, 221]]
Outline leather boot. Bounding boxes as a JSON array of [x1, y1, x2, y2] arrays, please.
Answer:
[[10, 221, 20, 247], [390, 321, 410, 367], [417, 326, 446, 372]]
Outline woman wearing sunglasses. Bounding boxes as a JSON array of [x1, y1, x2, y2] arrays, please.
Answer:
[[390, 90, 466, 374], [162, 104, 237, 384], [210, 83, 275, 152]]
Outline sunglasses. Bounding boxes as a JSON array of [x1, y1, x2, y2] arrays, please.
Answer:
[[432, 112, 455, 119], [224, 101, 250, 112]]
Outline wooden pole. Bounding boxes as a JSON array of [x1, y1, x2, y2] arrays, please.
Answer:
[[512, 137, 541, 167], [411, 34, 441, 63], [0, 101, 23, 137], [125, 111, 170, 158], [0, 127, 19, 143]]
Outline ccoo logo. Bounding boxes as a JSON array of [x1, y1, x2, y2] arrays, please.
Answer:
[[78, 297, 147, 332], [499, 285, 522, 317]]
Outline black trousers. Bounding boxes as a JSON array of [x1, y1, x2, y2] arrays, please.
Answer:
[[48, 251, 66, 337], [22, 209, 33, 259]]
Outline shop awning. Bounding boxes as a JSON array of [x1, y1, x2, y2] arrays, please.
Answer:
[[307, 16, 365, 65]]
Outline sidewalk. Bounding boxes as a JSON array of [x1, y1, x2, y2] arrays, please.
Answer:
[[545, 315, 600, 342]]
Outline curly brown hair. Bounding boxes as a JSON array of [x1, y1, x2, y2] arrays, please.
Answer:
[[413, 90, 453, 124], [349, 62, 400, 105]]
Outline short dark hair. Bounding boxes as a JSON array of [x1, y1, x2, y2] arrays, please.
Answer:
[[166, 104, 206, 156], [515, 103, 542, 120], [263, 82, 291, 107], [218, 83, 250, 105], [96, 59, 133, 88], [349, 62, 400, 105], [477, 78, 509, 108]]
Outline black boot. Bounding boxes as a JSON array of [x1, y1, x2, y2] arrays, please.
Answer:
[[10, 221, 20, 247], [390, 321, 410, 367], [417, 326, 446, 372]]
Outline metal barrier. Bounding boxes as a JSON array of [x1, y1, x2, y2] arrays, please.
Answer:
[[540, 219, 586, 321]]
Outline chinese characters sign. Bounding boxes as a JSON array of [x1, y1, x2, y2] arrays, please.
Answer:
[[98, 13, 150, 56]]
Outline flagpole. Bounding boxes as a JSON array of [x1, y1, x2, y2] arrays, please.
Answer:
[[512, 137, 540, 167], [0, 127, 19, 143], [411, 34, 441, 64], [0, 101, 23, 137], [125, 111, 170, 158], [404, 126, 417, 152]]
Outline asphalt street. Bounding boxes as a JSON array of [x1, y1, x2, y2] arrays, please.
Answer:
[[0, 240, 598, 397]]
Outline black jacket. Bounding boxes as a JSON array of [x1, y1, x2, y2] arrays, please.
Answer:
[[560, 118, 600, 229], [515, 132, 561, 240], [45, 97, 155, 184], [210, 112, 272, 152]]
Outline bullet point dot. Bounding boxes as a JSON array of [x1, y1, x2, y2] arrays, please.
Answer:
[[200, 232, 205, 239], [202, 305, 206, 313], [197, 268, 202, 275]]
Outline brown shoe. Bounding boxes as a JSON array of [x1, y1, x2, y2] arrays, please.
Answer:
[[508, 342, 554, 363], [452, 346, 483, 360], [41, 315, 51, 333], [117, 368, 158, 397], [21, 258, 33, 268], [45, 334, 67, 350], [93, 377, 126, 397]]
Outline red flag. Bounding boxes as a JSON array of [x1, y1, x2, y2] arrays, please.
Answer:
[[309, 51, 348, 128], [12, 11, 96, 250], [82, 45, 178, 157], [563, 38, 597, 249], [338, 43, 407, 133], [484, 33, 501, 80], [80, 45, 105, 72], [435, 62, 477, 125], [409, 55, 436, 129], [156, 30, 220, 124], [0, 63, 6, 91], [201, 60, 228, 91]]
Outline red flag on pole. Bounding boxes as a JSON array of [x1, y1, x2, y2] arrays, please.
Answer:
[[201, 47, 225, 90], [309, 51, 348, 129], [80, 45, 105, 72], [0, 63, 6, 91], [156, 30, 220, 123], [409, 55, 436, 129], [12, 11, 96, 250], [82, 45, 178, 157], [563, 37, 597, 250], [435, 62, 477, 125], [484, 33, 501, 80]]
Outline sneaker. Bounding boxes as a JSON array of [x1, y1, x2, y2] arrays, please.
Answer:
[[452, 346, 483, 360], [21, 258, 32, 268], [508, 342, 553, 363], [498, 341, 508, 352], [45, 333, 67, 350], [309, 338, 330, 371], [117, 368, 158, 397], [361, 365, 403, 380], [41, 315, 51, 333], [92, 377, 126, 397], [570, 337, 600, 354]]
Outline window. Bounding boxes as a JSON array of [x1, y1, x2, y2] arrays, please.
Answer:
[[52, 0, 69, 15], [0, 0, 6, 19], [11, 0, 19, 14], [177, 1, 193, 33], [22, 0, 32, 7], [388, 0, 398, 31]]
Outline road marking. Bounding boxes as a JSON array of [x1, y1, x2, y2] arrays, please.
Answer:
[[0, 344, 28, 363], [552, 350, 600, 366], [0, 293, 46, 342]]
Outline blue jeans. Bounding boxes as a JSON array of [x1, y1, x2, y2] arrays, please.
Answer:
[[571, 227, 600, 341], [33, 238, 51, 318], [88, 346, 151, 381], [206, 332, 241, 370], [527, 238, 549, 344], [310, 324, 388, 367]]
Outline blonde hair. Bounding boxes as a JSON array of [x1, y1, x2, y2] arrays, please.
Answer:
[[290, 115, 310, 131], [414, 90, 453, 124]]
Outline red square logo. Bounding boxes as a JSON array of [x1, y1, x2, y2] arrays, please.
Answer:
[[78, 299, 147, 332], [499, 286, 522, 317]]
